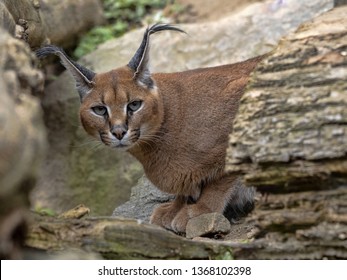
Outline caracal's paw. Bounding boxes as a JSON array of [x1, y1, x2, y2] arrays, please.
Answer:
[[150, 201, 182, 230], [170, 206, 189, 233], [171, 203, 211, 234]]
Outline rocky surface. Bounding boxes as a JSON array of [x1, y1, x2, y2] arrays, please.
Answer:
[[26, 214, 235, 260], [0, 0, 129, 218], [0, 0, 49, 48], [0, 27, 46, 258], [0, 0, 123, 216], [168, 0, 263, 23], [0, 0, 104, 49], [113, 176, 174, 222], [0, 0, 107, 258], [84, 0, 333, 73], [225, 6, 347, 259], [186, 213, 231, 239], [226, 5, 347, 187], [39, 0, 104, 48]]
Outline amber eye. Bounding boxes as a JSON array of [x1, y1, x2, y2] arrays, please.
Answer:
[[92, 106, 107, 116], [127, 100, 142, 112]]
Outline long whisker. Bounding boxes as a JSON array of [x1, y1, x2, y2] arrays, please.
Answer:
[[72, 138, 106, 152], [136, 133, 166, 149], [88, 141, 104, 151], [70, 138, 99, 148]]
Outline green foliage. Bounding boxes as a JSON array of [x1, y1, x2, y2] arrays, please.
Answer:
[[74, 0, 169, 59], [104, 0, 166, 22], [213, 250, 234, 260], [33, 206, 56, 217]]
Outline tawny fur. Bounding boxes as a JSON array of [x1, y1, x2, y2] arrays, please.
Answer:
[[37, 24, 264, 233]]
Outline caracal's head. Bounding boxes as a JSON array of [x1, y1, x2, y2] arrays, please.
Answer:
[[79, 66, 162, 150], [36, 24, 185, 150]]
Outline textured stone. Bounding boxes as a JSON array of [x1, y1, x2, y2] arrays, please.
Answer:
[[25, 215, 234, 260], [40, 0, 104, 48], [0, 0, 49, 48], [113, 176, 174, 222], [0, 0, 104, 49], [186, 213, 231, 239], [0, 29, 46, 194], [225, 6, 347, 188], [224, 7, 347, 260], [83, 0, 333, 73], [0, 27, 46, 258]]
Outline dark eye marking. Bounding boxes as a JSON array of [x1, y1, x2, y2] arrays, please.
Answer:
[[92, 106, 107, 116]]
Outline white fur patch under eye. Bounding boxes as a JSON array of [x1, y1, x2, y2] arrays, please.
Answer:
[[136, 102, 144, 112], [91, 110, 103, 118], [106, 106, 112, 118], [90, 105, 112, 118]]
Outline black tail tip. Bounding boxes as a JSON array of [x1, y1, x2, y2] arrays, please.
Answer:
[[35, 45, 62, 59]]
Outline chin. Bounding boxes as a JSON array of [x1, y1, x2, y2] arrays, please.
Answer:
[[111, 144, 130, 150]]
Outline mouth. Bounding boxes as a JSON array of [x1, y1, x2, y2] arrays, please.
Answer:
[[99, 130, 140, 150], [113, 143, 129, 149]]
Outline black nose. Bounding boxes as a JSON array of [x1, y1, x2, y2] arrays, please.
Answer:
[[111, 125, 127, 140]]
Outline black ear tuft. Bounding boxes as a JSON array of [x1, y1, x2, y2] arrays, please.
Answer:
[[36, 45, 96, 101], [128, 23, 186, 88]]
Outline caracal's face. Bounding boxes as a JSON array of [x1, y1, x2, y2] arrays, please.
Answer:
[[79, 67, 162, 150]]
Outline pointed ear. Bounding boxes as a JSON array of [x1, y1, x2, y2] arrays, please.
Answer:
[[36, 45, 95, 101], [128, 23, 186, 89]]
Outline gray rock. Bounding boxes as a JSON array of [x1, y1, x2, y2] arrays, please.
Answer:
[[113, 176, 174, 222], [0, 28, 46, 195], [0, 0, 104, 49], [84, 0, 333, 73], [0, 0, 49, 48], [186, 213, 231, 239], [40, 0, 104, 48], [0, 27, 46, 258], [225, 6, 347, 260], [226, 5, 347, 188]]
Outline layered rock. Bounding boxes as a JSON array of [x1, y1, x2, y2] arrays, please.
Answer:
[[0, 0, 103, 258], [226, 6, 347, 259]]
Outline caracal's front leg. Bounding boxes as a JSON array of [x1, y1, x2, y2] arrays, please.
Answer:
[[150, 195, 186, 230]]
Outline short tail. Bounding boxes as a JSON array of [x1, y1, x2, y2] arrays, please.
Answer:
[[223, 178, 256, 223]]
